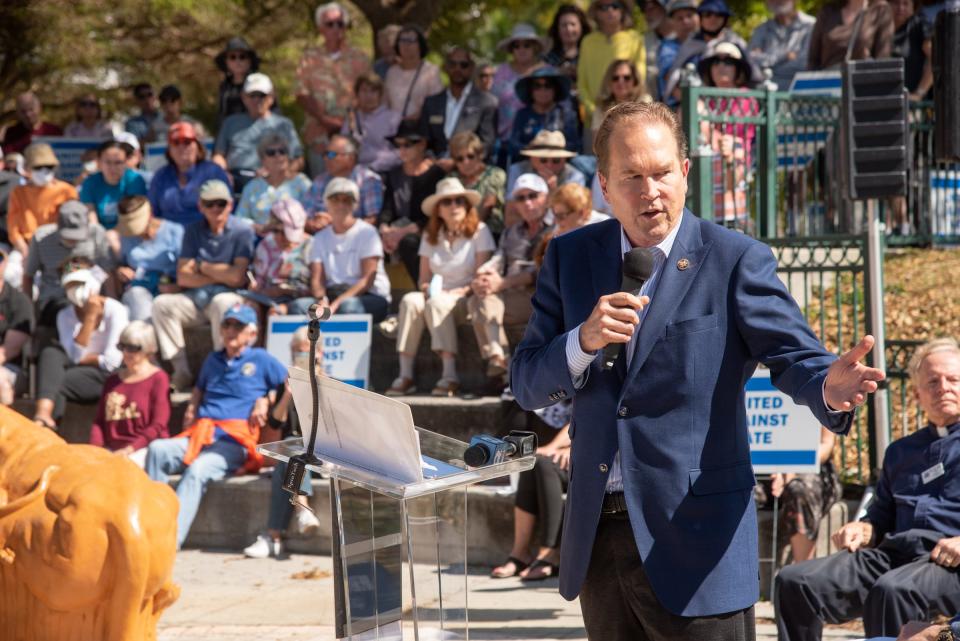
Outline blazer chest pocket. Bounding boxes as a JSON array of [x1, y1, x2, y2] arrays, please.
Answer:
[[688, 461, 755, 495], [665, 313, 718, 339]]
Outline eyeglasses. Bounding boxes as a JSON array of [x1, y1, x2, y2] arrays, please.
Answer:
[[478, 72, 495, 79], [116, 342, 143, 353], [612, 74, 635, 83], [453, 153, 477, 163], [101, 159, 126, 166], [227, 52, 250, 60], [323, 20, 346, 29], [264, 147, 289, 157], [397, 35, 419, 44], [32, 164, 56, 171], [170, 138, 195, 147], [447, 60, 473, 69], [597, 1, 623, 11], [201, 199, 229, 210], [324, 150, 347, 159], [438, 196, 468, 208], [552, 208, 573, 219], [511, 41, 536, 51], [532, 80, 554, 90], [514, 192, 542, 202]]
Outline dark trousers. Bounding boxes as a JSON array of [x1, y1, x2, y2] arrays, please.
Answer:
[[35, 296, 69, 352], [396, 233, 421, 284], [775, 528, 960, 640], [581, 512, 756, 641], [36, 345, 109, 419], [515, 454, 568, 548]]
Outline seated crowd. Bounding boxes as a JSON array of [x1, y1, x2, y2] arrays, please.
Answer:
[[0, 1, 949, 607]]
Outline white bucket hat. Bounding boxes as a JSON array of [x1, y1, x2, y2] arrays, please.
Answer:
[[421, 177, 482, 216]]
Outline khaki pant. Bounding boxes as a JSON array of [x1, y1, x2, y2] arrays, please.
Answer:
[[468, 287, 534, 358], [153, 291, 246, 362], [396, 291, 471, 355]]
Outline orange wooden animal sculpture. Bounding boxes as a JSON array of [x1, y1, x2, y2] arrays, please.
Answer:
[[0, 406, 180, 640]]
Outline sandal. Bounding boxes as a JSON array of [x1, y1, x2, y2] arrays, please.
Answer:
[[430, 377, 460, 397], [520, 558, 559, 582], [385, 377, 415, 396], [491, 555, 529, 578]]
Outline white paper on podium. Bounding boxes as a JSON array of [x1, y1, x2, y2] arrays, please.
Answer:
[[288, 367, 424, 484]]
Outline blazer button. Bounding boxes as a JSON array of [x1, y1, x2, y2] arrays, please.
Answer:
[[618, 406, 628, 417], [599, 463, 609, 473]]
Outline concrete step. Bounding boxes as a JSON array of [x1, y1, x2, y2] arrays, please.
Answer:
[[180, 472, 516, 567]]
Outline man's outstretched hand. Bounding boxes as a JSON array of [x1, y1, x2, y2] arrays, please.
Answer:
[[823, 335, 886, 412]]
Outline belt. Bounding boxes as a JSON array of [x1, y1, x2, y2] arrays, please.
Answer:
[[601, 491, 628, 515]]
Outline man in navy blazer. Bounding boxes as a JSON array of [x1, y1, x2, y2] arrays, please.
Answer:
[[510, 101, 884, 640]]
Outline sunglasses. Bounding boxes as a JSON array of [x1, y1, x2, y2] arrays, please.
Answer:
[[511, 41, 536, 50], [79, 100, 98, 108], [597, 1, 623, 10], [394, 140, 420, 149], [323, 20, 346, 28], [246, 92, 268, 100], [201, 199, 229, 210], [324, 150, 348, 159], [447, 60, 473, 69], [222, 319, 247, 330], [438, 196, 468, 208], [514, 192, 542, 202], [227, 52, 249, 60], [534, 157, 565, 165], [453, 153, 477, 163], [478, 72, 495, 79], [532, 80, 554, 90], [117, 342, 143, 353], [552, 208, 574, 219], [700, 10, 723, 17], [136, 91, 154, 99], [612, 74, 635, 82], [711, 57, 738, 66], [264, 147, 288, 157], [32, 164, 56, 171]]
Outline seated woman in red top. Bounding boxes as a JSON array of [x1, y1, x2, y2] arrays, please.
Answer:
[[89, 320, 171, 467]]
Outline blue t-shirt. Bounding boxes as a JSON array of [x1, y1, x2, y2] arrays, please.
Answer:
[[79, 169, 148, 230], [196, 347, 287, 420], [181, 215, 255, 265], [120, 219, 185, 294], [148, 161, 232, 227]]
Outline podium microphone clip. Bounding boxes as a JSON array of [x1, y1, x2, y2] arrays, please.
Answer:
[[283, 304, 332, 497]]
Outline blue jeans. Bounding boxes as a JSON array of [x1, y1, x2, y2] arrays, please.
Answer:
[[267, 462, 313, 532], [336, 294, 390, 322], [145, 436, 247, 548], [122, 286, 155, 322]]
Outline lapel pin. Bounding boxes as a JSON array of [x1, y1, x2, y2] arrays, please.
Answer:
[[677, 258, 690, 271]]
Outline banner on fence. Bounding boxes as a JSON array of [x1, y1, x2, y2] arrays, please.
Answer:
[[266, 314, 372, 389], [748, 368, 822, 474]]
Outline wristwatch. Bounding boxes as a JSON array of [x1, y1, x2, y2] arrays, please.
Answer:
[[937, 626, 956, 641]]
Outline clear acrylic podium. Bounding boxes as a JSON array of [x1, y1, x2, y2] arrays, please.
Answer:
[[259, 427, 534, 640]]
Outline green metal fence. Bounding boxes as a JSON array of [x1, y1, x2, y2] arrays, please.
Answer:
[[680, 78, 960, 245]]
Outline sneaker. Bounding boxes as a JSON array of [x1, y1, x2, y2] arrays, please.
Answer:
[[292, 504, 321, 534], [378, 315, 399, 339], [243, 533, 282, 559]]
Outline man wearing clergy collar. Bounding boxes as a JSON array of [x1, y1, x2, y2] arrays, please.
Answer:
[[777, 337, 960, 641]]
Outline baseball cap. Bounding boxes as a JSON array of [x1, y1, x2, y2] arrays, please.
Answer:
[[114, 131, 141, 152], [198, 179, 233, 202], [243, 72, 274, 95], [57, 200, 91, 241], [323, 177, 360, 203], [168, 121, 198, 144], [270, 197, 307, 244], [222, 304, 258, 327], [510, 174, 550, 200]]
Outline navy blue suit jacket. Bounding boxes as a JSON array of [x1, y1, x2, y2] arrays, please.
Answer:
[[511, 211, 853, 616]]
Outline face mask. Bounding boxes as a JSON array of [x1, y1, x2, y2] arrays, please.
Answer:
[[83, 160, 98, 174], [30, 168, 55, 187], [66, 282, 92, 308]]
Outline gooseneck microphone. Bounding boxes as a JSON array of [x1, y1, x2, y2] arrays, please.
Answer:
[[601, 248, 656, 370]]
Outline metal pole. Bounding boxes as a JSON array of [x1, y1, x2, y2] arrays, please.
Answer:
[[867, 206, 890, 470]]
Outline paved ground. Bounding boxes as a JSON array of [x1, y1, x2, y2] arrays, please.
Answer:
[[159, 550, 867, 640]]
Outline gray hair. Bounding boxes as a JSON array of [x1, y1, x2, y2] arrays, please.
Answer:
[[329, 133, 358, 156], [257, 132, 290, 158], [119, 320, 158, 355], [908, 337, 960, 384], [315, 2, 350, 27]]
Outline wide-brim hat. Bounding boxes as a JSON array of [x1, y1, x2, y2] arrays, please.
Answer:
[[215, 36, 262, 74], [520, 129, 576, 159], [515, 67, 572, 106], [497, 23, 547, 53], [24, 143, 59, 169], [421, 177, 481, 216], [697, 41, 751, 84], [387, 119, 428, 145]]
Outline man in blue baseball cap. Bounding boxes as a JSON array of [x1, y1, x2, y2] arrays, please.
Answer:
[[145, 302, 288, 549]]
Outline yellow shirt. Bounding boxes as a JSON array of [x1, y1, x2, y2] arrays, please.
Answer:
[[577, 29, 647, 116], [7, 180, 78, 247]]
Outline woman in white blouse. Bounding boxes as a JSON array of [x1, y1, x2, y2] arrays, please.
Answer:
[[32, 269, 129, 429], [386, 177, 496, 397]]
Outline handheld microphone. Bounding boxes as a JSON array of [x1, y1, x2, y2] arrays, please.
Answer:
[[601, 247, 656, 370]]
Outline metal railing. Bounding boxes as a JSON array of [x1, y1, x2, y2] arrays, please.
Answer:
[[680, 76, 960, 245]]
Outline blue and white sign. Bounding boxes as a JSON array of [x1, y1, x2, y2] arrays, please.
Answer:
[[266, 314, 373, 389], [747, 369, 822, 474], [34, 137, 102, 184]]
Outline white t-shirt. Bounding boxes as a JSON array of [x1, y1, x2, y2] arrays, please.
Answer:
[[418, 222, 496, 289], [309, 219, 391, 301]]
